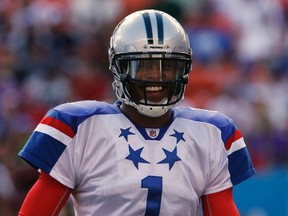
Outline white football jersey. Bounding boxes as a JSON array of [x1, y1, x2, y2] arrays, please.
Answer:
[[19, 100, 255, 216]]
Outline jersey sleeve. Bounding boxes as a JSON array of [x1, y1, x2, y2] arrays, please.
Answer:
[[19, 109, 74, 168], [18, 101, 120, 189], [217, 113, 256, 186], [18, 106, 79, 188], [184, 108, 256, 187], [202, 111, 255, 195]]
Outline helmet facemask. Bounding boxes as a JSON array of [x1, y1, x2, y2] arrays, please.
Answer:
[[112, 52, 190, 117]]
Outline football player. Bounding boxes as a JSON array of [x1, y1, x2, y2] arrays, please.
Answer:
[[18, 9, 255, 216]]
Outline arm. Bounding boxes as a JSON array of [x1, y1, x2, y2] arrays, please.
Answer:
[[18, 172, 72, 216], [201, 187, 240, 216]]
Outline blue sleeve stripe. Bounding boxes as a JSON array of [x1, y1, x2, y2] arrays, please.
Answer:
[[228, 147, 256, 185], [18, 131, 66, 173]]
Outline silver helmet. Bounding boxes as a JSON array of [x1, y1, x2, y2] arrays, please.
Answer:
[[109, 9, 192, 117]]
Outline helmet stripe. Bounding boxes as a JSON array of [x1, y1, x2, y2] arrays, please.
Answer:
[[155, 12, 164, 44], [142, 12, 154, 44]]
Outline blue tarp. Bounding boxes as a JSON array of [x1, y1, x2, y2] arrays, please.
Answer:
[[234, 166, 288, 216]]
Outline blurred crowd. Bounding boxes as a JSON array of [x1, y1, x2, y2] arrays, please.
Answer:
[[0, 0, 287, 215]]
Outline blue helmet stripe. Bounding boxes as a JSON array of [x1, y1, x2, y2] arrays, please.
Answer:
[[142, 12, 153, 44], [155, 12, 164, 44]]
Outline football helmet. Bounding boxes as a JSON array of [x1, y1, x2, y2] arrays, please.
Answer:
[[109, 9, 192, 117]]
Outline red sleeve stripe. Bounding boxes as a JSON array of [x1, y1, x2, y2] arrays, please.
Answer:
[[40, 116, 75, 138], [224, 129, 242, 151]]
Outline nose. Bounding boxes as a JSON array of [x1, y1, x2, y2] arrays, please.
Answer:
[[145, 67, 162, 81]]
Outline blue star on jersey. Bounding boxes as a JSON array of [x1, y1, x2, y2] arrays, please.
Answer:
[[126, 144, 150, 169], [119, 127, 135, 141], [158, 147, 181, 170], [120, 127, 184, 171], [170, 129, 185, 144]]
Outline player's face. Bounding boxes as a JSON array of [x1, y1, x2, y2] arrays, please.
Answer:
[[128, 59, 179, 104]]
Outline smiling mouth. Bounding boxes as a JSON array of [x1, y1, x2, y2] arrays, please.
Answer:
[[145, 86, 163, 92], [144, 86, 164, 102]]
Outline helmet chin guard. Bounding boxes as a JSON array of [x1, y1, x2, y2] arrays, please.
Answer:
[[109, 9, 192, 117], [137, 98, 171, 117], [125, 97, 171, 118]]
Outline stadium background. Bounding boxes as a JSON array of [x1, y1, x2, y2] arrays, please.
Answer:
[[0, 0, 287, 215]]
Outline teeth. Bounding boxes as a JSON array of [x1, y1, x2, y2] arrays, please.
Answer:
[[146, 86, 163, 92]]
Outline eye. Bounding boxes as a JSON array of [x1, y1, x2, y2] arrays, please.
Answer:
[[162, 60, 176, 71]]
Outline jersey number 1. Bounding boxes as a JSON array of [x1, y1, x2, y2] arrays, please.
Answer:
[[141, 176, 163, 216]]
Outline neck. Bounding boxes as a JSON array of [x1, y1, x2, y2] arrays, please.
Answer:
[[120, 103, 172, 128]]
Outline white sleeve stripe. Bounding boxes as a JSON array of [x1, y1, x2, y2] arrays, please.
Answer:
[[35, 123, 72, 146], [227, 137, 246, 155]]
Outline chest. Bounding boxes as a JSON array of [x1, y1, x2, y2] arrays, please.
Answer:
[[73, 116, 218, 197], [71, 116, 219, 212]]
